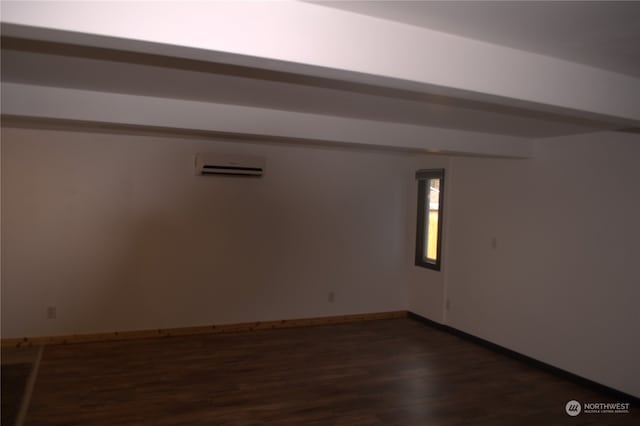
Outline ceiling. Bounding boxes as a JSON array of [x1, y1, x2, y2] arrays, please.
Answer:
[[312, 1, 640, 78], [1, 1, 638, 147], [0, 39, 616, 139]]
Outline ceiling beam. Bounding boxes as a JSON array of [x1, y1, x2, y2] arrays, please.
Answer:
[[2, 1, 638, 126], [1, 83, 532, 158]]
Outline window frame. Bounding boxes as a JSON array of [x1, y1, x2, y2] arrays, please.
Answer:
[[415, 169, 445, 271]]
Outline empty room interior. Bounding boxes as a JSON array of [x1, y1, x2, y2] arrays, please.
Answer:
[[1, 1, 640, 425]]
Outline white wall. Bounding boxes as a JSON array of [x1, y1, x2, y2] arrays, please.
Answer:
[[4, 124, 639, 397], [1, 127, 411, 338], [441, 131, 640, 397]]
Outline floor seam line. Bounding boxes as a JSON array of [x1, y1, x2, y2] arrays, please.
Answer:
[[15, 345, 44, 426]]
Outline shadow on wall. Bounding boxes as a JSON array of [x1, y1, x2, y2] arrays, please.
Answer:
[[82, 172, 378, 333], [2, 129, 408, 337], [86, 175, 293, 332]]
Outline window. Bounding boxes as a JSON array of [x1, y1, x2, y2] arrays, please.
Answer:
[[415, 169, 445, 270]]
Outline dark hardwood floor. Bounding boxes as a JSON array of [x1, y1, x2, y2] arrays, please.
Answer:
[[24, 318, 637, 425]]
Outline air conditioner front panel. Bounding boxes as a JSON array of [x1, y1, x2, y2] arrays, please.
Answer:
[[195, 153, 265, 177]]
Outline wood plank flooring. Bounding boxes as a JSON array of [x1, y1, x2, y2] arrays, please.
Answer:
[[24, 318, 638, 425]]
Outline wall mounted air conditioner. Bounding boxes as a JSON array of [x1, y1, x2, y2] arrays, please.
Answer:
[[195, 153, 265, 177]]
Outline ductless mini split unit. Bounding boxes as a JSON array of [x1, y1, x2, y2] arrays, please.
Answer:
[[195, 153, 265, 177]]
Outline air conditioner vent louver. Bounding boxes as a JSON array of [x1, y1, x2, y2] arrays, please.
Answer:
[[196, 153, 265, 177]]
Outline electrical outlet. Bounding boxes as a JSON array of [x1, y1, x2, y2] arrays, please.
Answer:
[[491, 237, 497, 250], [328, 291, 335, 303], [445, 299, 451, 311], [47, 306, 57, 319]]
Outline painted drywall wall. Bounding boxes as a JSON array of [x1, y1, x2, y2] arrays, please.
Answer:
[[4, 124, 638, 398], [444, 131, 640, 397], [1, 127, 410, 338]]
